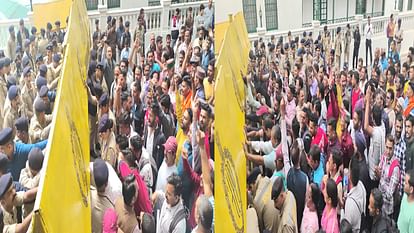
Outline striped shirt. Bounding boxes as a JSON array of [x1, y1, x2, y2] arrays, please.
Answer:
[[394, 137, 406, 196]]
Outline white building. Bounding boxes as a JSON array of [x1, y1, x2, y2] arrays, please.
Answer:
[[230, 0, 414, 62], [0, 0, 209, 50], [242, 0, 412, 33]]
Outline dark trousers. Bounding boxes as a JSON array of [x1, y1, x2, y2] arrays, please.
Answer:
[[366, 39, 372, 65], [353, 45, 360, 69], [387, 37, 394, 57]]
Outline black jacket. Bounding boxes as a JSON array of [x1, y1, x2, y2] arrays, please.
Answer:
[[143, 124, 166, 169], [17, 27, 29, 48], [354, 30, 361, 47], [371, 216, 388, 233]]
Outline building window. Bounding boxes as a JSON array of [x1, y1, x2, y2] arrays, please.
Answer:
[[398, 0, 403, 11], [148, 0, 160, 6], [356, 0, 367, 15], [409, 0, 413, 10], [264, 0, 278, 31], [242, 0, 257, 33], [85, 0, 98, 10], [313, 0, 327, 24], [107, 0, 120, 8]]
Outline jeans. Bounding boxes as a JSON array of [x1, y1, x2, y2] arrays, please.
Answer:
[[353, 45, 360, 69], [365, 39, 372, 65]]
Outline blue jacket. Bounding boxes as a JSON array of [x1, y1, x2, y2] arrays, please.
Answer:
[[9, 140, 48, 181]]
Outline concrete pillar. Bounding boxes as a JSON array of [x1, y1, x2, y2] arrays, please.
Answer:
[[161, 0, 172, 32], [27, 11, 34, 27], [312, 20, 321, 40], [255, 0, 267, 36], [257, 27, 266, 40], [98, 4, 108, 31]]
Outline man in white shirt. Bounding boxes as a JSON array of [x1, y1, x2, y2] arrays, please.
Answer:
[[154, 174, 186, 233], [364, 16, 373, 66], [156, 136, 178, 192]]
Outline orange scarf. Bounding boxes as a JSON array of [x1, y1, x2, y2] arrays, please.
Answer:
[[404, 97, 414, 117]]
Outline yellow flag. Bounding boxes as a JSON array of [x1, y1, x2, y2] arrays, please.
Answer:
[[31, 0, 91, 232], [215, 12, 249, 233], [336, 85, 343, 139], [32, 0, 72, 30]]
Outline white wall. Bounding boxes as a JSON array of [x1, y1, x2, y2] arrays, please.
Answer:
[[121, 0, 148, 9], [278, 0, 302, 30], [215, 0, 243, 24], [349, 0, 356, 16], [303, 0, 313, 25], [384, 0, 397, 16], [335, 0, 348, 19]]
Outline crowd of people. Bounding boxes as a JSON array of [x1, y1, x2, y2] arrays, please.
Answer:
[[244, 13, 414, 233], [0, 0, 215, 233]]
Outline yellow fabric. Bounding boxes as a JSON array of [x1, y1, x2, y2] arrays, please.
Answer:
[[30, 0, 91, 232], [404, 80, 410, 97], [175, 127, 188, 165], [336, 84, 343, 139], [387, 83, 397, 97], [203, 78, 214, 101], [215, 12, 249, 233], [32, 0, 71, 30]]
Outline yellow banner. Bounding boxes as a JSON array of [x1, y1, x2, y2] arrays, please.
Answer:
[[32, 0, 71, 30], [214, 12, 249, 233], [31, 0, 91, 232]]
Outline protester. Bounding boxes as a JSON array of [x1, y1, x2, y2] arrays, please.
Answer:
[[243, 14, 414, 232], [0, 2, 215, 231]]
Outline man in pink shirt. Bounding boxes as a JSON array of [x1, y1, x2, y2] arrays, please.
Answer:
[[308, 112, 328, 155], [351, 71, 363, 115]]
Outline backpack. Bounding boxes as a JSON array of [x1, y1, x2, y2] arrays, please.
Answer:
[[139, 156, 158, 193], [168, 206, 191, 233], [348, 197, 368, 233]]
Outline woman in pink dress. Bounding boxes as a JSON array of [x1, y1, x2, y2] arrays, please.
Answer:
[[321, 178, 340, 233], [301, 183, 321, 233]]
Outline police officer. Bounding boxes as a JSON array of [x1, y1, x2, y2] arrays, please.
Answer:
[[0, 58, 8, 126], [98, 114, 117, 168], [54, 21, 64, 44], [0, 173, 37, 233], [0, 128, 47, 181], [37, 28, 48, 56], [37, 85, 54, 115], [3, 86, 23, 130], [20, 67, 35, 119], [334, 27, 342, 70], [14, 117, 30, 144], [22, 39, 34, 70], [95, 61, 109, 94], [43, 44, 53, 66], [46, 22, 53, 42], [29, 98, 52, 143], [46, 54, 61, 88]]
